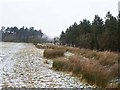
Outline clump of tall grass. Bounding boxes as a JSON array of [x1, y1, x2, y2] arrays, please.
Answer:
[[81, 60, 112, 87], [53, 55, 114, 88], [53, 56, 80, 75], [111, 63, 120, 79], [97, 51, 118, 66], [53, 57, 70, 71], [43, 49, 65, 59]]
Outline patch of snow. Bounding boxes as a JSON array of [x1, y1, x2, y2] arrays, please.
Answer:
[[64, 52, 74, 57], [0, 42, 92, 88]]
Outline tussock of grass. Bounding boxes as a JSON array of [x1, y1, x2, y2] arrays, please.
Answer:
[[53, 58, 68, 71], [81, 60, 112, 87], [43, 49, 64, 59], [97, 52, 118, 66], [111, 63, 120, 78], [53, 55, 117, 88]]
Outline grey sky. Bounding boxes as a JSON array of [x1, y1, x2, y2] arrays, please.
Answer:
[[0, 0, 119, 38], [118, 1, 120, 13]]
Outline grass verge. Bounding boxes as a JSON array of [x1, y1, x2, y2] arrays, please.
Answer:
[[35, 44, 119, 88], [52, 55, 119, 88]]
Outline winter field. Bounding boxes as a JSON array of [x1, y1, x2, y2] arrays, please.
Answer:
[[0, 42, 92, 89]]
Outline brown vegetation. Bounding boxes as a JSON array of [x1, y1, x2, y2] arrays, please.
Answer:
[[43, 49, 64, 59], [53, 55, 115, 88], [35, 44, 119, 88]]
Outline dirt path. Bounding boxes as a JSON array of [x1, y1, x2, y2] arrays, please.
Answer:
[[0, 42, 92, 88]]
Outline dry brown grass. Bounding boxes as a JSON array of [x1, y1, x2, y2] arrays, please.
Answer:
[[82, 60, 112, 87], [66, 47, 80, 54], [111, 63, 120, 78], [82, 50, 98, 59], [97, 51, 118, 66], [43, 49, 65, 59], [53, 54, 118, 88], [53, 57, 71, 71], [77, 48, 118, 67], [36, 44, 119, 88]]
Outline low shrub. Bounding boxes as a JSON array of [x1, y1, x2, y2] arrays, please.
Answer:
[[43, 49, 64, 59]]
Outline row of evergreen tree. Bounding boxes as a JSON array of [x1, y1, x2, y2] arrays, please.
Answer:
[[0, 26, 44, 43], [60, 12, 120, 51]]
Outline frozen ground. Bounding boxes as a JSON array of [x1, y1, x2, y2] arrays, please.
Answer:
[[0, 42, 92, 88]]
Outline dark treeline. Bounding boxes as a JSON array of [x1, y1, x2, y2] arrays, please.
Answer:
[[0, 26, 47, 43], [60, 11, 120, 51]]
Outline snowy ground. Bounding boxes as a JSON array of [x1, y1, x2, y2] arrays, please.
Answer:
[[0, 42, 92, 88]]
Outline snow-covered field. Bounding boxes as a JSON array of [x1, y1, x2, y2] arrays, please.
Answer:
[[0, 42, 92, 88]]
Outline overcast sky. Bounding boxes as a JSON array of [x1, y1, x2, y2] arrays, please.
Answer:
[[0, 0, 119, 38]]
